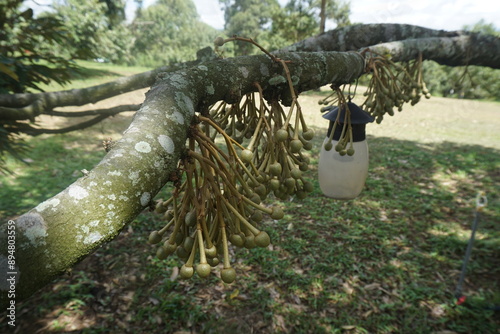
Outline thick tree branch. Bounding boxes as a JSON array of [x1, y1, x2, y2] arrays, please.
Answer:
[[0, 67, 165, 110], [0, 46, 218, 116], [365, 35, 500, 69], [282, 23, 462, 52]]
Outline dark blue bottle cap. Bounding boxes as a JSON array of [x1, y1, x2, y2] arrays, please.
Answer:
[[321, 102, 374, 124]]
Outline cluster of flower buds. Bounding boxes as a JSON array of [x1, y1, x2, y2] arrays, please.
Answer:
[[362, 52, 430, 123], [148, 89, 314, 283]]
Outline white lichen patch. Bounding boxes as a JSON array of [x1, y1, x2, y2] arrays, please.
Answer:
[[108, 148, 125, 159], [108, 170, 122, 176], [17, 213, 48, 247], [119, 195, 129, 201], [83, 232, 102, 245], [140, 192, 151, 206], [175, 92, 195, 115], [108, 204, 115, 210], [104, 180, 112, 186], [108, 194, 116, 200], [269, 75, 287, 86], [206, 84, 215, 95], [166, 110, 185, 124], [260, 63, 269, 76], [129, 171, 140, 185], [135, 141, 151, 153], [35, 198, 60, 212], [124, 125, 140, 134], [170, 73, 188, 88], [68, 185, 89, 200], [239, 67, 249, 78], [89, 220, 100, 227], [158, 135, 174, 154]]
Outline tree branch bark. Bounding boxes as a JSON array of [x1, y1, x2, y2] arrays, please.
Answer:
[[365, 35, 500, 69], [282, 23, 462, 52]]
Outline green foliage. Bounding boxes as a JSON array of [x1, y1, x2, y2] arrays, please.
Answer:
[[270, 0, 319, 45], [130, 0, 218, 67], [0, 0, 81, 93], [219, 0, 351, 53], [423, 61, 500, 100], [99, 0, 126, 27], [49, 0, 133, 64], [315, 0, 350, 29], [219, 0, 281, 55]]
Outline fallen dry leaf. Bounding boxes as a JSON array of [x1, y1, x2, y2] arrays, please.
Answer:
[[170, 266, 179, 281], [364, 283, 381, 291], [342, 282, 354, 295]]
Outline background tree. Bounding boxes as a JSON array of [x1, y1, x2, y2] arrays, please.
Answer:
[[130, 0, 218, 66], [0, 0, 80, 94], [220, 0, 350, 53], [99, 0, 126, 27], [269, 0, 318, 45], [49, 0, 133, 63], [219, 0, 281, 55], [0, 0, 81, 173], [422, 20, 500, 100], [317, 0, 350, 34]]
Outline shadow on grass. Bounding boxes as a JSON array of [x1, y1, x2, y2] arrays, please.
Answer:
[[0, 132, 499, 333], [0, 133, 104, 220], [71, 66, 124, 80]]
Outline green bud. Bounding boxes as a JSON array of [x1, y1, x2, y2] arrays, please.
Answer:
[[254, 231, 271, 248], [275, 129, 288, 142], [229, 234, 245, 247], [148, 231, 162, 244], [214, 36, 225, 47], [221, 267, 236, 283], [271, 207, 284, 220], [196, 263, 211, 278], [290, 139, 303, 153], [180, 264, 194, 279]]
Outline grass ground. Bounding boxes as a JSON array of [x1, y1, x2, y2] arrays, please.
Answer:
[[1, 61, 499, 333]]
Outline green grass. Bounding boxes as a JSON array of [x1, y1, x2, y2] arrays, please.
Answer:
[[1, 63, 499, 333]]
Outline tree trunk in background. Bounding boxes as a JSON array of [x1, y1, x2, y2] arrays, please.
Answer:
[[319, 0, 326, 34]]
